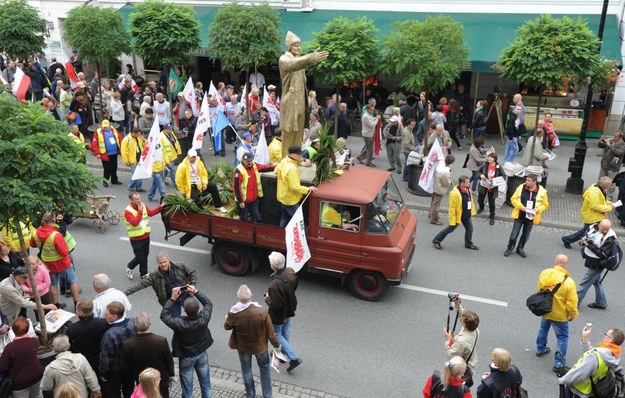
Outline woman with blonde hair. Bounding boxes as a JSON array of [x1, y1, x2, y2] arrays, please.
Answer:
[[54, 382, 81, 398], [131, 368, 162, 398], [308, 90, 319, 113], [476, 348, 524, 398], [423, 356, 472, 397]]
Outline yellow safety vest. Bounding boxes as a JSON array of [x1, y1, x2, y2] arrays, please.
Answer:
[[96, 127, 121, 155], [236, 163, 263, 203], [321, 204, 343, 227], [32, 231, 62, 262], [572, 350, 610, 395], [306, 146, 318, 161], [68, 131, 85, 146], [124, 205, 150, 237], [54, 223, 76, 251], [9, 220, 32, 243]]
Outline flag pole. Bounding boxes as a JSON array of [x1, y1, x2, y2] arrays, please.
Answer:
[[300, 190, 313, 206]]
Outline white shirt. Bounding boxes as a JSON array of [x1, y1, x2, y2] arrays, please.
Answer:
[[93, 288, 132, 318], [190, 161, 201, 185], [152, 100, 171, 125], [249, 72, 265, 89]]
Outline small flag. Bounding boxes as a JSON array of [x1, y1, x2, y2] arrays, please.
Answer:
[[212, 110, 230, 153], [12, 67, 30, 101], [168, 68, 184, 99], [182, 77, 198, 117], [193, 93, 210, 150], [418, 139, 445, 194], [254, 126, 270, 165], [209, 81, 226, 112], [132, 118, 163, 180], [65, 62, 78, 89], [285, 205, 310, 272]]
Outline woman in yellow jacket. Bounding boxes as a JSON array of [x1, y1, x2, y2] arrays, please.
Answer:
[[432, 175, 479, 250]]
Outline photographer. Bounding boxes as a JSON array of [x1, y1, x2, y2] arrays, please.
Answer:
[[443, 293, 480, 388], [577, 219, 616, 310], [557, 325, 624, 398]]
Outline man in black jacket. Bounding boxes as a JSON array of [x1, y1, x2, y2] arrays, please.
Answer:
[[577, 219, 616, 309], [161, 286, 213, 398], [264, 251, 302, 373], [66, 299, 110, 377]]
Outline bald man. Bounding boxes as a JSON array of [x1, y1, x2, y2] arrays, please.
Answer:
[[577, 219, 616, 310], [535, 254, 578, 374]]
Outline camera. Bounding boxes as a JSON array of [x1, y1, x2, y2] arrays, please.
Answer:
[[179, 286, 188, 292], [448, 293, 459, 302]]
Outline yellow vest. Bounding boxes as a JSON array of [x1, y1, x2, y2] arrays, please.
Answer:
[[162, 132, 181, 162], [306, 146, 318, 161], [321, 204, 342, 227], [32, 231, 62, 262], [123, 205, 150, 237], [2, 220, 33, 252], [96, 127, 121, 155], [54, 223, 76, 251], [67, 131, 85, 146], [151, 136, 168, 173], [571, 350, 610, 395], [236, 163, 263, 202]]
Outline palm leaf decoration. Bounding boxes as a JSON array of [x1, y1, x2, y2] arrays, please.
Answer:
[[162, 192, 208, 216], [313, 124, 341, 184]]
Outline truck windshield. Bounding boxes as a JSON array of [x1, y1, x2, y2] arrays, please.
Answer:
[[365, 177, 404, 234]]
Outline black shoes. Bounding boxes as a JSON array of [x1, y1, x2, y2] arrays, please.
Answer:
[[562, 237, 572, 249], [433, 242, 443, 250], [465, 244, 479, 250], [477, 207, 484, 214], [504, 250, 512, 257], [103, 181, 109, 187], [536, 347, 551, 357], [489, 217, 494, 226], [516, 249, 527, 258], [112, 181, 122, 185], [287, 358, 303, 373], [588, 303, 606, 309]]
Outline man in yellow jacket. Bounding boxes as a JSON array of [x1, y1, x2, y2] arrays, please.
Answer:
[[535, 254, 578, 373], [161, 124, 181, 189], [275, 145, 317, 228], [432, 175, 478, 250], [121, 128, 146, 192], [268, 131, 283, 164], [562, 176, 613, 248], [175, 149, 227, 213], [504, 174, 549, 258]]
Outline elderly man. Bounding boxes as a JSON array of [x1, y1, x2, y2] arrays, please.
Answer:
[[563, 177, 614, 248], [92, 273, 132, 319], [598, 131, 625, 200], [384, 115, 403, 174], [278, 31, 328, 157], [225, 285, 280, 398], [356, 104, 381, 167], [66, 299, 110, 377], [0, 267, 57, 324], [176, 148, 227, 212], [428, 123, 452, 155], [401, 119, 417, 182], [92, 119, 123, 187], [100, 302, 137, 398], [41, 335, 101, 397], [522, 128, 550, 167], [153, 93, 171, 130]]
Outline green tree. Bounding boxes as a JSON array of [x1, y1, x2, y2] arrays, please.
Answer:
[[498, 15, 601, 164], [0, 0, 47, 60], [63, 4, 130, 120], [305, 16, 379, 135], [0, 93, 97, 341], [130, 0, 200, 67]]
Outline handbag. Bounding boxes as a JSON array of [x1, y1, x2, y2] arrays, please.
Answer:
[[526, 276, 567, 316], [512, 365, 528, 398], [461, 330, 479, 388]]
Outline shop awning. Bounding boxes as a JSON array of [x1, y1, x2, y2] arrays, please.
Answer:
[[118, 5, 621, 72]]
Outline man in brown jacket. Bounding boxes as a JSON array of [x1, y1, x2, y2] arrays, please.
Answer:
[[225, 285, 280, 398]]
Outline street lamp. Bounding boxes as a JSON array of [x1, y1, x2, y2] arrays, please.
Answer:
[[565, 0, 610, 194]]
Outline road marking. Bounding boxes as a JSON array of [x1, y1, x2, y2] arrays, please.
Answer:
[[119, 237, 211, 255], [397, 284, 508, 307]]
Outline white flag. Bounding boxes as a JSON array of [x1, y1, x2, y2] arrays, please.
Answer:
[[182, 77, 198, 116], [193, 93, 210, 150], [209, 81, 226, 112], [132, 118, 163, 180], [285, 205, 310, 272], [418, 139, 445, 193], [254, 126, 270, 165], [263, 87, 280, 125], [240, 83, 247, 104], [0, 73, 7, 85]]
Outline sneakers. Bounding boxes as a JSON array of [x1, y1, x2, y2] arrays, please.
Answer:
[[287, 358, 303, 373], [536, 347, 551, 357], [217, 206, 228, 213], [504, 250, 512, 257], [553, 365, 570, 375], [126, 268, 134, 280], [516, 249, 527, 258], [141, 274, 150, 279], [432, 241, 443, 250], [465, 244, 479, 250]]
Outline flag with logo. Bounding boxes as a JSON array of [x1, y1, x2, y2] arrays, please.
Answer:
[[168, 69, 184, 99], [254, 126, 270, 165], [12, 67, 30, 101], [418, 139, 445, 193], [212, 110, 230, 153], [193, 93, 210, 150], [182, 77, 198, 117], [132, 118, 163, 180], [262, 87, 280, 125], [285, 205, 310, 272], [209, 81, 226, 112]]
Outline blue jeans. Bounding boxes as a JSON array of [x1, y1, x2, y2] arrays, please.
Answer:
[[179, 351, 212, 398], [433, 217, 474, 247], [577, 266, 608, 308], [238, 351, 272, 398], [470, 170, 480, 192], [164, 163, 178, 190], [402, 152, 410, 181], [148, 171, 166, 201], [128, 164, 143, 191], [240, 200, 261, 222], [503, 137, 519, 163], [473, 126, 485, 139], [536, 318, 569, 368], [280, 204, 299, 228], [563, 224, 592, 245], [273, 318, 298, 361], [507, 218, 534, 251]]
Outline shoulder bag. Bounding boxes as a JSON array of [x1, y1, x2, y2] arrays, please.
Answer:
[[526, 276, 567, 316]]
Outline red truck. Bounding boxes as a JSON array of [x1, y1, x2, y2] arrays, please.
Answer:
[[162, 166, 417, 301]]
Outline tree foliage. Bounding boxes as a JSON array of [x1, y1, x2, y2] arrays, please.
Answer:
[[0, 0, 47, 60], [63, 5, 130, 66], [380, 16, 469, 94], [305, 16, 379, 86], [130, 0, 200, 66], [498, 15, 601, 88], [208, 1, 281, 71]]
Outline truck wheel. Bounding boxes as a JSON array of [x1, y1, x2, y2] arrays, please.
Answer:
[[214, 243, 250, 276], [347, 270, 389, 301]]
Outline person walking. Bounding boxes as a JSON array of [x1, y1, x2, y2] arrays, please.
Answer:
[[384, 115, 403, 174], [432, 175, 479, 251], [503, 105, 524, 164], [225, 285, 280, 398], [577, 219, 616, 310], [356, 104, 380, 167], [477, 153, 504, 226], [92, 119, 123, 187], [504, 174, 549, 258], [476, 348, 524, 398], [562, 177, 613, 248], [123, 193, 162, 280], [429, 155, 455, 225], [535, 254, 578, 373], [597, 131, 625, 200], [120, 128, 146, 193]]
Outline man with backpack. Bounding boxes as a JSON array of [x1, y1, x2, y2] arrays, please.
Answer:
[[558, 325, 624, 398], [577, 219, 620, 310]]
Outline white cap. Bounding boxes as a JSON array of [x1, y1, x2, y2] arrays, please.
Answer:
[[187, 149, 197, 157], [390, 115, 400, 123]]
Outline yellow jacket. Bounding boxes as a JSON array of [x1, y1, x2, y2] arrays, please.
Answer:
[[448, 186, 476, 226], [162, 132, 181, 163], [511, 184, 549, 224], [1, 219, 35, 252], [176, 158, 208, 198], [268, 138, 282, 164], [537, 265, 578, 322], [581, 184, 612, 224], [121, 134, 146, 166], [275, 157, 309, 206], [151, 136, 169, 173]]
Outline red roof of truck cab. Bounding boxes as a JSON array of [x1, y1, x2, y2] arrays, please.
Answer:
[[311, 166, 391, 205]]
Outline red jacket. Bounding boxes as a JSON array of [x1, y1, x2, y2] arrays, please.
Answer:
[[92, 127, 123, 161], [29, 224, 71, 273], [123, 202, 162, 240]]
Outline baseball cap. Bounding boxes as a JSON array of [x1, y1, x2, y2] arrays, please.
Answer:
[[389, 115, 400, 123], [101, 120, 110, 127], [242, 152, 254, 162], [12, 267, 27, 277], [187, 149, 197, 157], [242, 132, 252, 139], [164, 123, 173, 130]]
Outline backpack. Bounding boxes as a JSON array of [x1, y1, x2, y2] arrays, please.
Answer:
[[590, 351, 618, 398], [600, 241, 623, 271], [526, 276, 567, 316]]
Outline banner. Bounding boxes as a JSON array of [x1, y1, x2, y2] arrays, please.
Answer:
[[64, 62, 78, 89], [182, 77, 198, 116], [262, 86, 280, 125], [285, 205, 310, 272], [254, 126, 270, 165], [418, 139, 445, 193], [132, 118, 163, 180], [209, 81, 226, 111], [193, 93, 210, 150], [212, 110, 230, 153], [374, 118, 382, 156], [12, 67, 30, 101], [168, 69, 184, 99]]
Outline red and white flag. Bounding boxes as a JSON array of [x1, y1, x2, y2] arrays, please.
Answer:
[[132, 117, 163, 180], [193, 92, 210, 150], [285, 205, 310, 272], [0, 73, 7, 85], [254, 125, 270, 165], [12, 67, 30, 101], [262, 87, 280, 125], [240, 83, 247, 104], [182, 77, 198, 117], [64, 62, 78, 89], [209, 81, 226, 112], [418, 139, 445, 194]]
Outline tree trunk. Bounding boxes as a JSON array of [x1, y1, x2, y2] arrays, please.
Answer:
[[529, 88, 542, 166], [16, 227, 47, 343], [97, 61, 104, 123]]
